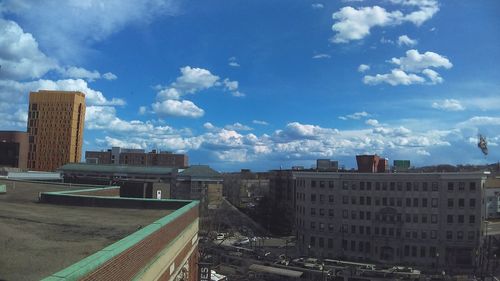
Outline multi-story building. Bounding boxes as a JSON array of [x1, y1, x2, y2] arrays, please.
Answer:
[[0, 131, 28, 170], [27, 90, 86, 171], [85, 147, 188, 168], [223, 169, 270, 208], [293, 171, 491, 269]]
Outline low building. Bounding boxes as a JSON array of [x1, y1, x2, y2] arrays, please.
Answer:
[[58, 163, 174, 199], [85, 147, 188, 168], [0, 131, 28, 170], [0, 180, 199, 280]]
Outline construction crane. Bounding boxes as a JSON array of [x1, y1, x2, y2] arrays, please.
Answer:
[[478, 134, 488, 156]]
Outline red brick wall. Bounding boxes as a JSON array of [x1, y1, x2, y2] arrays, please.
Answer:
[[81, 207, 198, 281]]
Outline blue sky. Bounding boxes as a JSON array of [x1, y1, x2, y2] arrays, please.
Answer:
[[1, 0, 499, 171]]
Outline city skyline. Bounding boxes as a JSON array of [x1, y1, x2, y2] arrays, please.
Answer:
[[1, 1, 499, 171]]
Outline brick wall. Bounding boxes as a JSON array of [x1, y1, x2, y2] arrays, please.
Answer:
[[81, 207, 198, 281]]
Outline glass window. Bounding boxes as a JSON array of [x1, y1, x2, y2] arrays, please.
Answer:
[[469, 215, 475, 224], [447, 198, 454, 208], [447, 215, 453, 223]]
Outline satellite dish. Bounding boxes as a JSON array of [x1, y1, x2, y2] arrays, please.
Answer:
[[478, 134, 488, 156]]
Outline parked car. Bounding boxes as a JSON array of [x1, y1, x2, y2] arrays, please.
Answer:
[[233, 237, 250, 246], [216, 233, 225, 240]]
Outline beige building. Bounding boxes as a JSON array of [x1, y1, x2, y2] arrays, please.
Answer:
[[27, 90, 86, 171]]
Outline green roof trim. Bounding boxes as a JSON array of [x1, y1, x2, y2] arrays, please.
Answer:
[[59, 163, 175, 175], [41, 187, 199, 281]]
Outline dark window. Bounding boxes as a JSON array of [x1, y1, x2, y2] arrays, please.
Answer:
[[447, 198, 454, 208], [447, 215, 453, 223], [448, 182, 454, 191], [469, 182, 476, 192], [470, 198, 476, 208], [311, 180, 316, 187], [469, 215, 475, 224], [458, 198, 464, 208]]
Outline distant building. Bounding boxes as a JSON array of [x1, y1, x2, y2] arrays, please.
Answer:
[[223, 170, 270, 208], [85, 147, 188, 168], [356, 155, 388, 173], [0, 131, 28, 170], [316, 159, 339, 172], [59, 163, 174, 199], [393, 160, 411, 172], [173, 165, 223, 211], [27, 90, 86, 171]]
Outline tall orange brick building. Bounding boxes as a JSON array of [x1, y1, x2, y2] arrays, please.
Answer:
[[27, 90, 86, 171]]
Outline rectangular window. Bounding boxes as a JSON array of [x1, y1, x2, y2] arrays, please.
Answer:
[[397, 182, 403, 191], [447, 198, 454, 208], [366, 197, 372, 205], [459, 182, 465, 191], [360, 196, 365, 205], [413, 198, 418, 207], [448, 182, 454, 191], [422, 198, 428, 207], [343, 196, 348, 204], [447, 215, 453, 223], [310, 236, 316, 246], [311, 208, 316, 216], [431, 230, 437, 239], [469, 215, 475, 224], [446, 231, 452, 240], [351, 197, 357, 205], [458, 198, 464, 208], [343, 210, 348, 219], [413, 214, 418, 223], [351, 211, 357, 220], [422, 182, 428, 191], [311, 180, 316, 188], [319, 194, 325, 203], [470, 198, 476, 208], [329, 209, 334, 217], [457, 231, 464, 240], [329, 195, 334, 203], [405, 214, 411, 223], [311, 194, 316, 202], [404, 245, 410, 257], [351, 225, 356, 234], [310, 222, 316, 230], [328, 224, 334, 232], [319, 209, 325, 216], [397, 198, 402, 207], [359, 225, 364, 234], [406, 198, 411, 207], [458, 215, 464, 223], [319, 223, 325, 232], [366, 212, 371, 220], [432, 182, 439, 191], [367, 182, 372, 190], [431, 215, 438, 223], [468, 231, 475, 240], [320, 181, 325, 188], [432, 198, 438, 208], [421, 231, 427, 239], [329, 181, 334, 188], [342, 181, 348, 190], [469, 182, 476, 192], [412, 246, 417, 257], [328, 238, 333, 248], [421, 215, 427, 223], [420, 246, 426, 257]]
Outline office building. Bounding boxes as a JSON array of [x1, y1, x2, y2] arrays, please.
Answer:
[[173, 165, 223, 211], [223, 169, 270, 208], [86, 147, 188, 168], [0, 131, 28, 170], [27, 90, 86, 171], [292, 170, 495, 269]]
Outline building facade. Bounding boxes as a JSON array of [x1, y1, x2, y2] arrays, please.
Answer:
[[173, 165, 223, 211], [0, 131, 28, 170], [86, 147, 188, 168], [27, 90, 86, 171], [223, 170, 270, 208], [292, 171, 490, 269]]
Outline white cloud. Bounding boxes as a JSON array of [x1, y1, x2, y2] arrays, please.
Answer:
[[397, 35, 417, 46], [223, 78, 238, 91], [0, 0, 179, 62], [253, 120, 269, 126], [339, 111, 370, 120], [228, 57, 240, 67], [422, 68, 443, 84], [363, 49, 451, 86], [0, 19, 58, 80], [312, 3, 324, 9], [152, 99, 204, 118], [312, 54, 331, 59], [363, 69, 425, 85], [431, 99, 465, 111], [330, 0, 438, 43], [365, 119, 380, 126], [157, 88, 181, 100], [63, 66, 101, 81], [391, 49, 452, 72], [173, 66, 220, 94], [225, 122, 253, 131], [358, 64, 370, 72], [102, 72, 118, 80], [203, 122, 216, 130], [138, 106, 147, 115], [457, 116, 500, 129]]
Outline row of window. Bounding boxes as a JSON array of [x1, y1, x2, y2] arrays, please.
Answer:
[[299, 179, 478, 193]]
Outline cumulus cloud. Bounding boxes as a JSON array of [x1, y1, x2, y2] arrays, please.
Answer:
[[225, 122, 253, 131], [363, 69, 425, 85], [397, 35, 417, 46], [223, 78, 245, 97], [339, 111, 370, 120], [431, 99, 465, 111], [312, 3, 324, 9], [0, 0, 179, 62], [0, 19, 58, 80], [363, 49, 452, 86], [152, 99, 204, 118], [358, 64, 370, 72], [330, 0, 438, 43], [391, 49, 452, 73], [365, 119, 380, 126]]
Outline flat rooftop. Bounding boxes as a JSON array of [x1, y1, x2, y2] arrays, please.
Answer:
[[0, 180, 172, 281]]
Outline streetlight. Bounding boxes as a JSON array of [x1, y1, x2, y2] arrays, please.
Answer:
[[308, 244, 312, 257], [435, 252, 440, 274]]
